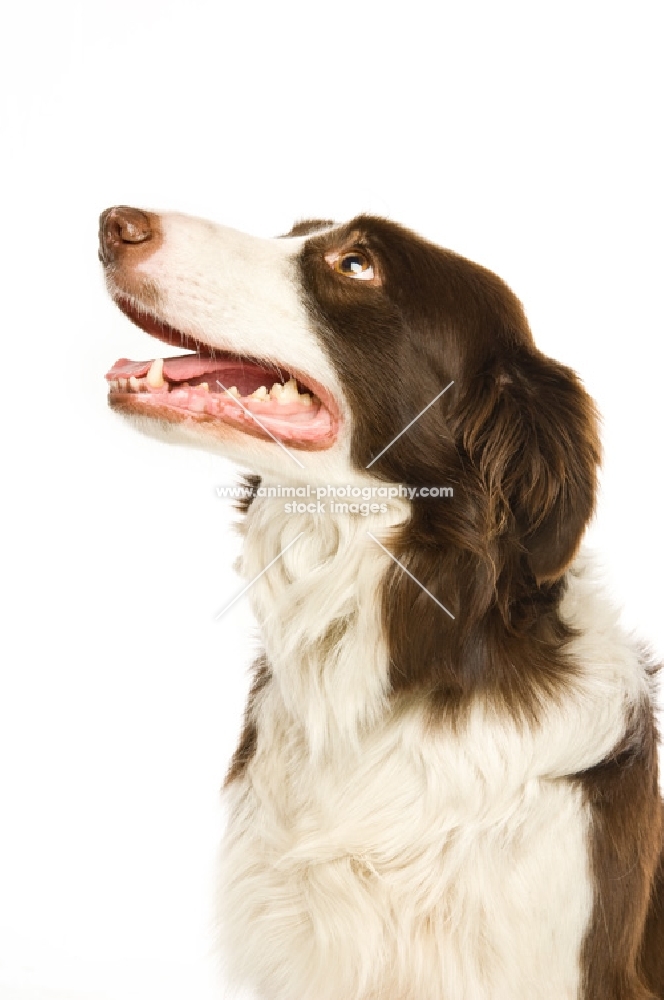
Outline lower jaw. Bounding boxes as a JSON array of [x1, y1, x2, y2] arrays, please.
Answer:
[[108, 387, 338, 450]]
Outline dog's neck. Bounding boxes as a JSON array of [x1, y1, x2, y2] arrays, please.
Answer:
[[240, 478, 410, 757], [238, 479, 647, 779]]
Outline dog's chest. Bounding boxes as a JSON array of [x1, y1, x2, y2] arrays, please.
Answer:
[[219, 681, 593, 1000], [216, 517, 636, 999]]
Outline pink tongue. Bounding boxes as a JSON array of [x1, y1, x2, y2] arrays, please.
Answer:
[[106, 355, 272, 383], [164, 356, 232, 380]]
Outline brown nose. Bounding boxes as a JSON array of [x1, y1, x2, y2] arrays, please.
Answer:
[[98, 206, 152, 264]]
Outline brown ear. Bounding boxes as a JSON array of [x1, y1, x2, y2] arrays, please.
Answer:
[[458, 349, 601, 583]]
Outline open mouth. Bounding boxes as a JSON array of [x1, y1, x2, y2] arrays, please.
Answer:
[[106, 299, 339, 449]]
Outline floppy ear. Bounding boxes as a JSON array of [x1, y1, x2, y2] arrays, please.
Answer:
[[458, 348, 601, 584]]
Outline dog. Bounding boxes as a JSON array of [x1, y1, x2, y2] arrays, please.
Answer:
[[100, 206, 663, 1000]]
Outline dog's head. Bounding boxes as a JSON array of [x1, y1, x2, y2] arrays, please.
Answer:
[[101, 208, 600, 634]]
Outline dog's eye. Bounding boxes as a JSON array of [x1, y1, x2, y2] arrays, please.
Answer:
[[331, 251, 374, 281]]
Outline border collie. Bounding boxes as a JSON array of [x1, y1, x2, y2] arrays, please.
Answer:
[[100, 206, 663, 1000]]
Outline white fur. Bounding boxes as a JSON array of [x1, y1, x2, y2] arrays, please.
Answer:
[[217, 493, 650, 1000]]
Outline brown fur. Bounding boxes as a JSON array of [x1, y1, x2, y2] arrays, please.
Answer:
[[577, 698, 662, 999], [224, 655, 271, 788], [296, 217, 601, 714], [234, 473, 261, 515], [284, 219, 335, 237], [642, 812, 664, 996]]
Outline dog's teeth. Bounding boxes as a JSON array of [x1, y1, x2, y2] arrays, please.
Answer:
[[109, 379, 119, 390], [270, 378, 300, 404], [250, 385, 268, 401], [118, 378, 128, 390], [129, 376, 141, 391], [146, 358, 165, 388], [279, 378, 300, 403], [227, 385, 240, 398], [299, 393, 312, 406], [199, 382, 209, 392]]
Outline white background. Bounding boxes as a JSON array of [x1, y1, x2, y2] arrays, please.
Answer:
[[1, 2, 663, 998]]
